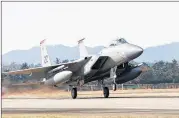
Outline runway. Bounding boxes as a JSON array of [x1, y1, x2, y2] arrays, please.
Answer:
[[2, 97, 179, 114]]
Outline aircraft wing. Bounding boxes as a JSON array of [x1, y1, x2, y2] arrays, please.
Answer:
[[3, 66, 52, 75], [2, 56, 92, 79]]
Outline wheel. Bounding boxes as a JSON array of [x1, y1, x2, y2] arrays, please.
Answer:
[[71, 87, 77, 99], [113, 84, 117, 91], [103, 87, 109, 98]]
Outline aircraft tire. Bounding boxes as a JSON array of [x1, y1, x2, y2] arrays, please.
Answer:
[[71, 87, 77, 99], [113, 84, 117, 91], [103, 87, 109, 98]]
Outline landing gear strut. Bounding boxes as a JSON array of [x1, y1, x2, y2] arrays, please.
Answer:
[[99, 79, 110, 98], [103, 87, 109, 98], [112, 84, 117, 91], [110, 66, 117, 91], [71, 87, 77, 99]]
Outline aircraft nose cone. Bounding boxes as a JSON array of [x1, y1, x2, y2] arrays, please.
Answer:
[[134, 46, 143, 56], [127, 45, 143, 60]]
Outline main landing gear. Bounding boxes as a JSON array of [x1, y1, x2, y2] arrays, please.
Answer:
[[71, 87, 77, 99], [70, 79, 111, 99], [70, 86, 110, 99]]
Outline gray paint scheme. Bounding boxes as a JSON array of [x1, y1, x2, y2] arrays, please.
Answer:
[[3, 38, 143, 88]]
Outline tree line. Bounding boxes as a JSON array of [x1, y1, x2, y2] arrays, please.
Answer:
[[131, 59, 179, 84], [2, 59, 179, 85]]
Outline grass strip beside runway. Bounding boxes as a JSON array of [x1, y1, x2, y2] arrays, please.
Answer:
[[2, 113, 179, 118]]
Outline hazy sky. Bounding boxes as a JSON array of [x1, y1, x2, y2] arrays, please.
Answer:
[[2, 2, 179, 54]]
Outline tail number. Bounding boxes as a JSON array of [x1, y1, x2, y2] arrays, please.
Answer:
[[44, 55, 48, 63]]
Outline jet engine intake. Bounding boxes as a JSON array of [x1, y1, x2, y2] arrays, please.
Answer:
[[115, 66, 142, 84]]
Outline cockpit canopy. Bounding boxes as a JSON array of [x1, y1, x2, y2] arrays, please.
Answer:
[[108, 38, 128, 47]]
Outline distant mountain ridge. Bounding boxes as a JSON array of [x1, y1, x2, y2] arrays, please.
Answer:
[[2, 42, 179, 64], [134, 42, 179, 63], [2, 45, 104, 65]]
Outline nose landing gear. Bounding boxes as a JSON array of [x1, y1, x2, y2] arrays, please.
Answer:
[[110, 66, 117, 91], [99, 79, 110, 98], [112, 83, 117, 91], [103, 87, 109, 98]]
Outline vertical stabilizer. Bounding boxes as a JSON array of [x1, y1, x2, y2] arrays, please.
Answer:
[[78, 38, 88, 58], [40, 39, 51, 67]]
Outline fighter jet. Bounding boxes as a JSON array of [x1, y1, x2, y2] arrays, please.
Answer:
[[3, 38, 143, 99]]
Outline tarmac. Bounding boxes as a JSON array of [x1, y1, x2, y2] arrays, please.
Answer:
[[2, 97, 179, 114]]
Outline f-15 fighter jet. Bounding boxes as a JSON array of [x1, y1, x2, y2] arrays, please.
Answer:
[[3, 38, 143, 99]]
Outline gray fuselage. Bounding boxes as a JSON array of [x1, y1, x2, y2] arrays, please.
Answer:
[[64, 43, 143, 86]]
